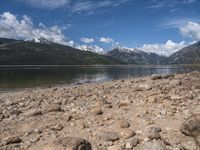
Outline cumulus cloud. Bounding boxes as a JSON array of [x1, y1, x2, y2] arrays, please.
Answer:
[[21, 0, 70, 9], [80, 37, 94, 43], [100, 37, 114, 44], [180, 21, 200, 40], [139, 40, 188, 56], [0, 12, 72, 45]]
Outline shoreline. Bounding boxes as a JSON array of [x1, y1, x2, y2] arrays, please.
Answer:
[[0, 72, 200, 149], [1, 64, 200, 68]]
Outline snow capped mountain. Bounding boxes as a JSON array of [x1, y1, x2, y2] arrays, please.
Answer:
[[26, 38, 106, 54], [77, 45, 105, 54], [114, 46, 142, 53], [107, 46, 167, 65], [26, 38, 54, 45]]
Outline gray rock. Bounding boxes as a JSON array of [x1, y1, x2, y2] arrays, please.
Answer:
[[125, 137, 139, 148], [10, 108, 22, 116], [147, 126, 162, 140], [6, 136, 22, 145], [136, 141, 166, 150], [151, 74, 162, 80], [161, 74, 174, 79], [100, 132, 119, 141], [180, 114, 200, 137]]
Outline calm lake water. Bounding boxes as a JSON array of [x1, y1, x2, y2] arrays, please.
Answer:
[[0, 65, 200, 90]]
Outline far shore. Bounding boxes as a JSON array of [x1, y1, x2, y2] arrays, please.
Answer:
[[1, 64, 200, 68]]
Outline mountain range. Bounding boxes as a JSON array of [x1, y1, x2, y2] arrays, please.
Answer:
[[0, 38, 122, 65], [0, 38, 199, 65]]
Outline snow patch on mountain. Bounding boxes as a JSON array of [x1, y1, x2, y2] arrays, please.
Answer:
[[77, 45, 105, 54]]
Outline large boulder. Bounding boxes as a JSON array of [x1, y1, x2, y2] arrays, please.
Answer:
[[180, 114, 200, 137]]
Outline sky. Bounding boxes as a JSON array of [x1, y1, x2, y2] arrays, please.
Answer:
[[0, 0, 200, 56]]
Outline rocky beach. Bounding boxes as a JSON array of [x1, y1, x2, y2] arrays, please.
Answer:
[[0, 72, 200, 150]]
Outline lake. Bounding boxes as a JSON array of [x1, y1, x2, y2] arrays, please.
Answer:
[[0, 65, 200, 90]]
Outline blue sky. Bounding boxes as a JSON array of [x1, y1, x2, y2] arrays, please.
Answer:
[[0, 0, 200, 55]]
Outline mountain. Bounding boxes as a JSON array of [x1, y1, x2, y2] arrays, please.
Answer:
[[0, 38, 122, 65], [1, 37, 200, 65], [26, 38, 54, 45], [107, 47, 167, 65], [77, 45, 105, 54], [168, 41, 200, 64]]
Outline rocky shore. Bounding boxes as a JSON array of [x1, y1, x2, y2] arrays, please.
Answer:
[[0, 72, 200, 150]]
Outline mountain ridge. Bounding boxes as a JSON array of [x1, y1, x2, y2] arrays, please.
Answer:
[[0, 37, 200, 65], [0, 38, 122, 65]]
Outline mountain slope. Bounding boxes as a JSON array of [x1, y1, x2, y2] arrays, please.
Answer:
[[107, 47, 167, 65], [0, 38, 122, 65], [168, 41, 200, 64]]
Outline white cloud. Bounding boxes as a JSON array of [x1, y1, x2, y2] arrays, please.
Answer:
[[139, 40, 188, 56], [180, 21, 200, 40], [148, 0, 196, 9], [22, 0, 70, 9], [159, 18, 199, 29], [20, 0, 130, 11], [100, 37, 114, 44], [71, 0, 130, 13], [0, 12, 72, 45], [80, 37, 94, 43]]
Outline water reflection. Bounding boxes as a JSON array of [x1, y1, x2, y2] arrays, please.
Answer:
[[0, 65, 200, 89]]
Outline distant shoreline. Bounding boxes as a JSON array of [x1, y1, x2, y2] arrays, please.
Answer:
[[1, 64, 200, 68]]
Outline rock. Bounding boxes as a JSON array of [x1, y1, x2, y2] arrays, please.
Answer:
[[180, 114, 200, 137], [119, 129, 136, 139], [92, 107, 103, 115], [30, 137, 40, 143], [107, 145, 124, 150], [180, 136, 197, 150], [117, 120, 130, 128], [51, 124, 63, 131], [118, 100, 131, 107], [100, 132, 119, 141], [159, 109, 167, 116], [148, 96, 157, 103], [170, 80, 182, 87], [135, 84, 152, 91], [25, 109, 42, 117], [6, 136, 22, 145], [63, 113, 73, 122], [161, 74, 174, 79], [125, 137, 139, 148], [136, 141, 166, 150], [43, 104, 61, 113], [151, 74, 162, 80], [41, 137, 92, 150], [10, 108, 22, 115], [147, 126, 162, 140]]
